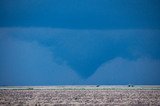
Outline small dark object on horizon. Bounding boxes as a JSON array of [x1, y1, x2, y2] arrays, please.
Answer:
[[128, 84, 134, 87], [96, 85, 100, 87]]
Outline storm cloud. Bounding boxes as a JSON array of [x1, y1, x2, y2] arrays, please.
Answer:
[[0, 28, 160, 85]]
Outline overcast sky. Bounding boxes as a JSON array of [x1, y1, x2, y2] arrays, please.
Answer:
[[0, 0, 160, 85]]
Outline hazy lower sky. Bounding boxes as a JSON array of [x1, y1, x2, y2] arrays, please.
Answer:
[[0, 0, 160, 85]]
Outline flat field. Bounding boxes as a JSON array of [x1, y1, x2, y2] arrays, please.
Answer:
[[0, 86, 160, 106]]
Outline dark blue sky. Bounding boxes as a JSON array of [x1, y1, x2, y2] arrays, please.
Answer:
[[0, 0, 160, 85], [1, 0, 160, 29]]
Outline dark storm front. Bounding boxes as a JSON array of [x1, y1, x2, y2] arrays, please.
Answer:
[[0, 0, 160, 85], [0, 29, 160, 85]]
